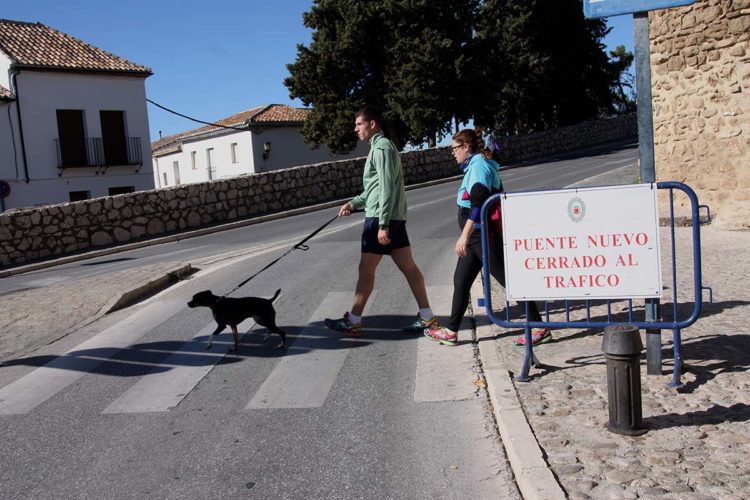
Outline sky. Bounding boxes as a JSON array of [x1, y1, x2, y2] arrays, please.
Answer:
[[3, 1, 635, 144]]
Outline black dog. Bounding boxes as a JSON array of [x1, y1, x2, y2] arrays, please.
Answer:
[[187, 289, 286, 351]]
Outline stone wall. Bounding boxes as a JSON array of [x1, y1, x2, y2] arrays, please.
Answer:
[[496, 113, 637, 164], [0, 148, 455, 267], [650, 0, 750, 228], [0, 115, 637, 268]]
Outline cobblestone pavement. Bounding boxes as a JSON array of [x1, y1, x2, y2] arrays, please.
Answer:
[[483, 169, 750, 499]]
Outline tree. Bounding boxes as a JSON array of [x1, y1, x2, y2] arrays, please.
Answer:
[[608, 45, 635, 114], [474, 0, 615, 135], [286, 0, 625, 150], [285, 0, 476, 153]]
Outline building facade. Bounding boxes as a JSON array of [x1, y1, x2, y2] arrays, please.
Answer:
[[151, 104, 369, 187], [650, 0, 750, 228], [0, 19, 154, 211]]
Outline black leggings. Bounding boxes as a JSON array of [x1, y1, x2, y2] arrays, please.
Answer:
[[448, 209, 542, 332]]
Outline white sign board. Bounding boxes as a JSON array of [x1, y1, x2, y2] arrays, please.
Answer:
[[501, 184, 662, 301]]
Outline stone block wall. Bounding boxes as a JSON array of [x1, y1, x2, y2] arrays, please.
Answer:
[[0, 148, 455, 267], [496, 114, 637, 164], [650, 0, 750, 228], [0, 115, 637, 268]]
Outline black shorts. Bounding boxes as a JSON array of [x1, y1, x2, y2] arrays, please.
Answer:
[[361, 217, 410, 255]]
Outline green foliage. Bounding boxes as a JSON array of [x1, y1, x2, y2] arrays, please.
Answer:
[[609, 45, 636, 113], [285, 0, 633, 152], [475, 0, 616, 134]]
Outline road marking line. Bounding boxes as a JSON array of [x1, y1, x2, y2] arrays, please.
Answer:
[[0, 300, 184, 415], [414, 286, 478, 403], [246, 291, 368, 410], [101, 318, 257, 414]]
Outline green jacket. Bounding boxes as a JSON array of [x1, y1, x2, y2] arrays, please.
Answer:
[[350, 132, 407, 225]]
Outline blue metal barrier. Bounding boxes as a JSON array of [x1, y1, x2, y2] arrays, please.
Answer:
[[477, 182, 712, 387]]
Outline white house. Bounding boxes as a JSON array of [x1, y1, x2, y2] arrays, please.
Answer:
[[151, 104, 369, 187], [0, 19, 154, 211]]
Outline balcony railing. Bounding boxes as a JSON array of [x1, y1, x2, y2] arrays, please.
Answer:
[[55, 137, 143, 175]]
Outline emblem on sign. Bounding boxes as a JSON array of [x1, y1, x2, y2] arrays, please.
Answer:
[[567, 197, 586, 222]]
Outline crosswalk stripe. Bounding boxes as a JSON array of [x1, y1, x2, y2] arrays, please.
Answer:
[[246, 291, 367, 410], [0, 300, 185, 415], [414, 286, 478, 403], [101, 319, 256, 414]]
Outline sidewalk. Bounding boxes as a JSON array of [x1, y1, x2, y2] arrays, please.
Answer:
[[476, 167, 750, 499], [0, 261, 192, 363]]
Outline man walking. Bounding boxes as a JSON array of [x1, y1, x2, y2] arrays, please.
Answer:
[[324, 106, 437, 336]]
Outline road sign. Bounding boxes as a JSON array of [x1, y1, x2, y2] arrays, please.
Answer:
[[583, 0, 695, 18], [501, 184, 662, 301]]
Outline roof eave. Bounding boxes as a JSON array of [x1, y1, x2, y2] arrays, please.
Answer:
[[13, 64, 153, 77]]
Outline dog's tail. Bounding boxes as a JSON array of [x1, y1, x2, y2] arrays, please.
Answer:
[[270, 288, 281, 302]]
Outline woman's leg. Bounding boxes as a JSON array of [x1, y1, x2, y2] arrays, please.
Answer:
[[447, 250, 483, 332], [479, 237, 543, 322]]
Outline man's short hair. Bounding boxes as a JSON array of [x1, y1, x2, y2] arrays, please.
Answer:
[[356, 106, 385, 128]]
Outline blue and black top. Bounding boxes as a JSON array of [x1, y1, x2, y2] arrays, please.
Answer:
[[456, 154, 502, 224]]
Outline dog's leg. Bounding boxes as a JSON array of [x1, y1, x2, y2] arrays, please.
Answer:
[[274, 329, 287, 350], [230, 325, 239, 352], [256, 317, 286, 350], [207, 323, 225, 350]]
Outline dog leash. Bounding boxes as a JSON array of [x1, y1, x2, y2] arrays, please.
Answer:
[[223, 209, 362, 297]]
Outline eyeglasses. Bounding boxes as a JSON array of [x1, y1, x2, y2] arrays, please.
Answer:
[[451, 144, 463, 152]]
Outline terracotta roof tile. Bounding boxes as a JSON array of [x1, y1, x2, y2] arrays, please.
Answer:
[[151, 104, 310, 156], [252, 104, 309, 123], [0, 84, 14, 100], [0, 19, 151, 75]]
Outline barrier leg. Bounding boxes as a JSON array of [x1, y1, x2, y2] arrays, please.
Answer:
[[668, 327, 684, 389], [645, 298, 661, 375], [517, 325, 532, 382]]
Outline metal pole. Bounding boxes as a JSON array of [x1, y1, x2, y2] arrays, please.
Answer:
[[633, 12, 662, 375]]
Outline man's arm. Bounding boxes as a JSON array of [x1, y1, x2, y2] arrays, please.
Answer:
[[373, 148, 395, 227]]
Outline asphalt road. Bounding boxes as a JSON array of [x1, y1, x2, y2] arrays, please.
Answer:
[[0, 143, 638, 296], [0, 144, 637, 499]]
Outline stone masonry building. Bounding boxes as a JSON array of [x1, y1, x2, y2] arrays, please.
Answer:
[[650, 0, 750, 228]]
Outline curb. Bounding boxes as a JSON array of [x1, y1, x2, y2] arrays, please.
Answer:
[[103, 263, 194, 313], [471, 278, 566, 500]]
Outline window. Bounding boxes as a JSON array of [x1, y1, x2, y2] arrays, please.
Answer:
[[191, 151, 197, 169], [231, 142, 238, 163], [56, 110, 87, 167], [100, 110, 128, 165], [108, 186, 135, 196], [163, 172, 168, 186], [206, 148, 215, 180], [172, 161, 181, 185], [69, 190, 90, 202]]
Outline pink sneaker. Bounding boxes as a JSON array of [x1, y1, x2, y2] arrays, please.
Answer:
[[513, 328, 552, 347], [424, 326, 458, 346]]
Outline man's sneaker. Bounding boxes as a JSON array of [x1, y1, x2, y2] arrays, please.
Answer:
[[513, 328, 552, 347], [424, 326, 458, 346], [402, 314, 440, 333], [324, 312, 362, 337]]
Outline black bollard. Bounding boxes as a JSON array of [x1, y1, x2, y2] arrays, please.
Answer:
[[601, 324, 648, 436]]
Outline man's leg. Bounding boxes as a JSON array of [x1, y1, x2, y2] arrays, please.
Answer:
[[351, 252, 383, 316], [390, 246, 430, 309]]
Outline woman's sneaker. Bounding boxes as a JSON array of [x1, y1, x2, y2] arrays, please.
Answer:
[[424, 326, 458, 346], [402, 314, 439, 333], [324, 312, 362, 337], [513, 328, 552, 346]]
